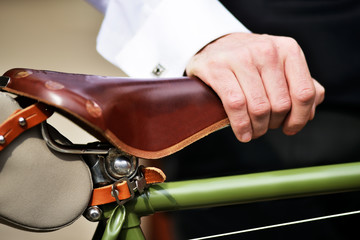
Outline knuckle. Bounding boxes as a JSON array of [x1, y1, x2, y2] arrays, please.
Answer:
[[250, 98, 271, 118], [280, 36, 302, 55], [206, 54, 236, 72], [272, 97, 292, 114], [250, 36, 280, 68], [253, 36, 278, 61], [225, 94, 247, 111], [233, 119, 251, 131], [284, 36, 300, 48], [237, 47, 253, 64], [260, 48, 278, 66], [206, 56, 224, 69], [260, 40, 277, 57], [276, 37, 302, 55], [294, 86, 316, 104]]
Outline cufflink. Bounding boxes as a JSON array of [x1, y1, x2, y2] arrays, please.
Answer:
[[152, 64, 165, 76]]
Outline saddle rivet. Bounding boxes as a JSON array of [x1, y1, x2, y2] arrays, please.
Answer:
[[85, 100, 102, 118], [14, 70, 32, 79], [0, 135, 5, 145], [18, 117, 27, 127]]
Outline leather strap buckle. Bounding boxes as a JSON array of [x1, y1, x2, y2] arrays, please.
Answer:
[[111, 177, 134, 205], [90, 166, 166, 206], [111, 172, 147, 205]]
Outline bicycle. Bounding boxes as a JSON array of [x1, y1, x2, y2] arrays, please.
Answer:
[[1, 68, 360, 240]]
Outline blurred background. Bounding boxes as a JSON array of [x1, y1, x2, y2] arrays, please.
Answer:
[[0, 0, 128, 239]]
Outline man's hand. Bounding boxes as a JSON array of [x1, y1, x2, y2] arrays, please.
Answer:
[[186, 32, 325, 142]]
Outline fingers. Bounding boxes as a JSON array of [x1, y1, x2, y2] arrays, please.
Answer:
[[277, 37, 317, 135], [254, 40, 292, 130], [187, 64, 254, 142], [186, 33, 325, 142], [218, 78, 253, 142], [309, 79, 325, 120], [232, 61, 271, 139], [187, 57, 274, 142]]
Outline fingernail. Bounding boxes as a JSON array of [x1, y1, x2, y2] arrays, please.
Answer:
[[310, 105, 316, 120], [240, 132, 252, 142], [285, 131, 297, 136]]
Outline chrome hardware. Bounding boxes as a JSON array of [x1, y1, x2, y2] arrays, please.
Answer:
[[0, 135, 5, 145], [41, 122, 110, 155], [110, 168, 147, 206], [40, 121, 140, 185], [111, 177, 135, 205], [132, 172, 147, 194], [83, 154, 112, 187], [18, 117, 26, 127], [152, 63, 165, 76], [40, 121, 146, 206], [84, 206, 103, 222], [108, 156, 131, 176], [105, 148, 137, 180], [111, 176, 145, 205]]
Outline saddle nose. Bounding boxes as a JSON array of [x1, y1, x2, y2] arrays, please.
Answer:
[[0, 76, 9, 87]]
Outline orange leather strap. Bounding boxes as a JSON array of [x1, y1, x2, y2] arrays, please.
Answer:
[[90, 167, 166, 206], [89, 181, 131, 206], [0, 102, 53, 151], [142, 166, 167, 184]]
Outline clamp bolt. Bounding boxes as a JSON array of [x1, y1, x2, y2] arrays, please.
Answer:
[[84, 206, 102, 222], [18, 117, 27, 127]]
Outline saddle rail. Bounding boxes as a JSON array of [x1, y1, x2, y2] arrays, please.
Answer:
[[1, 68, 229, 159]]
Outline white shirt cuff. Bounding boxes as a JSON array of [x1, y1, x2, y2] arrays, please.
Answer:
[[97, 0, 250, 77]]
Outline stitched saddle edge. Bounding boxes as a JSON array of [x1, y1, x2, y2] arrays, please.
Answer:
[[2, 86, 230, 159]]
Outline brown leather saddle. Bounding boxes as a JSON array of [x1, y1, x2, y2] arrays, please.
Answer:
[[1, 68, 229, 159]]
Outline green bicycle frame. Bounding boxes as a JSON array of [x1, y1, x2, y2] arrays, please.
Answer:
[[98, 161, 360, 240]]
